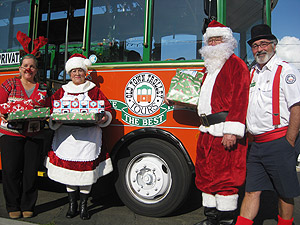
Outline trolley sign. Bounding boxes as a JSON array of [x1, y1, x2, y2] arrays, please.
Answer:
[[125, 72, 165, 117], [0, 52, 20, 66]]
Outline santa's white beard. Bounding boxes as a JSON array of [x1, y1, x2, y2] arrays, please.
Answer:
[[200, 43, 234, 74]]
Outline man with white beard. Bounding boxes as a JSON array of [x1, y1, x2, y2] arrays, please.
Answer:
[[236, 24, 300, 225], [194, 20, 250, 225]]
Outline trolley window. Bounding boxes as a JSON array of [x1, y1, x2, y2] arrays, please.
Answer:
[[90, 0, 144, 63], [151, 0, 206, 61], [0, 0, 30, 60], [226, 0, 265, 66], [37, 0, 86, 82]]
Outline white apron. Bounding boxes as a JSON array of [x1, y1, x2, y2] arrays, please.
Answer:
[[52, 91, 102, 162]]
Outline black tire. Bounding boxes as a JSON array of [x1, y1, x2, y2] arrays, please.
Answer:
[[114, 138, 192, 217]]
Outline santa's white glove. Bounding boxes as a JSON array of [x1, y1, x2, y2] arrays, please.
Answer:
[[97, 111, 112, 128], [49, 117, 62, 130]]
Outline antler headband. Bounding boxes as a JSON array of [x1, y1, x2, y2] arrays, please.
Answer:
[[16, 31, 48, 58]]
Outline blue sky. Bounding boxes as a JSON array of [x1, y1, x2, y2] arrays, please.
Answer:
[[272, 0, 300, 40]]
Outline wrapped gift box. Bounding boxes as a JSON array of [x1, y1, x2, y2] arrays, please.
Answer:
[[7, 107, 50, 122], [0, 100, 34, 114], [51, 112, 104, 124], [166, 69, 204, 107], [52, 100, 105, 124], [53, 100, 105, 113]]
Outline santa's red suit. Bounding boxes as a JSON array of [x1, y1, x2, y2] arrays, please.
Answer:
[[195, 21, 250, 213]]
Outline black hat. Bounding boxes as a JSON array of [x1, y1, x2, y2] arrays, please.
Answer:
[[247, 24, 277, 46]]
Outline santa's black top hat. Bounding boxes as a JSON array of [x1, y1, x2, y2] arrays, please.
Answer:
[[247, 24, 277, 46]]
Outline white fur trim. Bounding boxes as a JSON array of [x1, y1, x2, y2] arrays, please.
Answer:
[[215, 194, 238, 211], [98, 111, 112, 128], [199, 122, 225, 137], [198, 68, 223, 137], [65, 57, 92, 74], [204, 27, 233, 42], [62, 80, 96, 94], [84, 58, 92, 67], [45, 157, 113, 186], [198, 69, 221, 115], [223, 121, 245, 139], [199, 121, 246, 138], [202, 192, 216, 208]]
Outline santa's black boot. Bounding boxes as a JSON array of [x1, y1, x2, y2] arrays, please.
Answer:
[[218, 210, 235, 225], [194, 207, 219, 225], [66, 191, 78, 218], [79, 193, 90, 220]]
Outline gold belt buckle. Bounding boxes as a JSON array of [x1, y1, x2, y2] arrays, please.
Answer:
[[200, 113, 210, 127]]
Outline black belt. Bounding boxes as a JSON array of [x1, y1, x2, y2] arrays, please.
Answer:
[[199, 111, 228, 127]]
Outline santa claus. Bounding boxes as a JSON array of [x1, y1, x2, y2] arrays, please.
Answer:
[[194, 20, 250, 225]]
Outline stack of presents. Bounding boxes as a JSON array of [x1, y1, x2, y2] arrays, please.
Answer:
[[0, 99, 105, 125], [51, 100, 105, 124]]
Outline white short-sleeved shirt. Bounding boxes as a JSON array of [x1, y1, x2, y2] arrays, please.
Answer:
[[247, 54, 300, 135]]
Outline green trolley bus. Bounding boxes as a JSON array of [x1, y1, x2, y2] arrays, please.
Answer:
[[0, 0, 278, 217]]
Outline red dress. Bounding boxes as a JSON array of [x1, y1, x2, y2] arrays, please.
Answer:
[[46, 82, 113, 186]]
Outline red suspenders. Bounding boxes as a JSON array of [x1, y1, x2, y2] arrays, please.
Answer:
[[272, 65, 283, 126], [250, 65, 283, 126]]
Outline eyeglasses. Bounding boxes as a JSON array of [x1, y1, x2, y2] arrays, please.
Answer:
[[251, 41, 273, 50], [208, 37, 223, 44], [20, 66, 37, 71]]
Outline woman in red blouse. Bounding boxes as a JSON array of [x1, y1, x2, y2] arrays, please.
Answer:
[[0, 54, 49, 219]]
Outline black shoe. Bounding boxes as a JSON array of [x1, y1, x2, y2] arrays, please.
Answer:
[[219, 220, 234, 225], [79, 193, 90, 220], [194, 207, 219, 225], [218, 210, 235, 225], [194, 220, 218, 225], [66, 191, 78, 218]]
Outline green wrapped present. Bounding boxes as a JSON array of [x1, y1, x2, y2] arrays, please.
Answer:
[[51, 112, 104, 124], [166, 69, 204, 107], [7, 107, 50, 122]]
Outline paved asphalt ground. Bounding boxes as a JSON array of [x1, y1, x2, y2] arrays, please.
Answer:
[[0, 172, 300, 225]]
